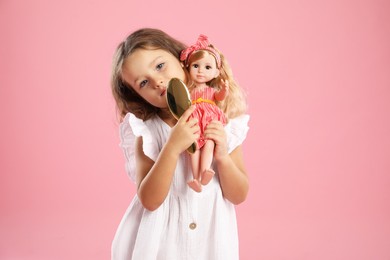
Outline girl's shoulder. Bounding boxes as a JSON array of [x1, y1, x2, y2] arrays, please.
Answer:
[[119, 113, 162, 181], [120, 113, 163, 136], [225, 114, 250, 153], [120, 113, 142, 136]]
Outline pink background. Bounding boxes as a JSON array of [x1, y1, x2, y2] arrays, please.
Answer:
[[1, 0, 389, 259]]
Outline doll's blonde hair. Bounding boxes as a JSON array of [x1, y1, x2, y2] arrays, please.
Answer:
[[186, 48, 247, 119]]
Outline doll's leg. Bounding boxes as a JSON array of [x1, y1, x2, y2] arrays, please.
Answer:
[[200, 140, 215, 185], [190, 150, 200, 180], [188, 151, 202, 192]]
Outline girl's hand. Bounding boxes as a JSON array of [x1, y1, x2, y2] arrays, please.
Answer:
[[167, 106, 199, 155], [204, 120, 228, 161]]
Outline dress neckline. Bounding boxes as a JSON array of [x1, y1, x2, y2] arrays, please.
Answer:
[[157, 115, 174, 130]]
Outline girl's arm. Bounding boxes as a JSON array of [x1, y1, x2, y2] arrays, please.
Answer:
[[135, 106, 199, 211], [214, 79, 229, 102], [204, 120, 249, 204]]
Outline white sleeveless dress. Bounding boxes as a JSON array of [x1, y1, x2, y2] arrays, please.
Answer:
[[112, 113, 250, 260]]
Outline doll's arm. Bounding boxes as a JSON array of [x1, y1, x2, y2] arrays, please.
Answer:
[[214, 79, 230, 101]]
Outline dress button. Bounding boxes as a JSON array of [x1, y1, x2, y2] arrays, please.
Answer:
[[189, 222, 197, 230]]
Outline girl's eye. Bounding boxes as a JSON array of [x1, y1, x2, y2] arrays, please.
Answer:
[[156, 63, 164, 70], [206, 65, 212, 70], [140, 80, 148, 88], [192, 64, 199, 68]]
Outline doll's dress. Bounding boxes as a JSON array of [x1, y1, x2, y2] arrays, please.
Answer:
[[111, 112, 249, 260], [190, 86, 227, 149]]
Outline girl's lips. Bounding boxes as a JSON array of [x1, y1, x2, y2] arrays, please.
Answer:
[[160, 89, 166, 96]]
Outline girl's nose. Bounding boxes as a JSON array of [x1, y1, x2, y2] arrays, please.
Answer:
[[153, 80, 164, 88]]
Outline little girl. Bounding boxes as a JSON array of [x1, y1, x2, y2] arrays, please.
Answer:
[[110, 28, 250, 260], [181, 34, 230, 192]]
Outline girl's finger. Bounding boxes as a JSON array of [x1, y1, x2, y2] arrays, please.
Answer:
[[179, 105, 196, 123], [187, 118, 199, 127], [206, 120, 224, 130]]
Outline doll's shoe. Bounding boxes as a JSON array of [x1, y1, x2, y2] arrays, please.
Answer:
[[200, 169, 215, 185], [188, 179, 202, 192]]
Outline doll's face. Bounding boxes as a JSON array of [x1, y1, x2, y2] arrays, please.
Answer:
[[189, 52, 220, 85], [122, 48, 186, 108]]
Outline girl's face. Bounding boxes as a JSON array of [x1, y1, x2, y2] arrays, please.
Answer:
[[122, 48, 186, 108], [189, 52, 220, 85]]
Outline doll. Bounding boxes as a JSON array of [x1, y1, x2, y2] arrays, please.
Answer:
[[180, 35, 229, 192]]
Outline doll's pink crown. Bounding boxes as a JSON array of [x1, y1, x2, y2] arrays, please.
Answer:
[[180, 34, 221, 68]]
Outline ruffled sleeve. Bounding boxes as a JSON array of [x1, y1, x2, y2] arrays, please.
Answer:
[[225, 114, 250, 153], [119, 113, 159, 182]]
